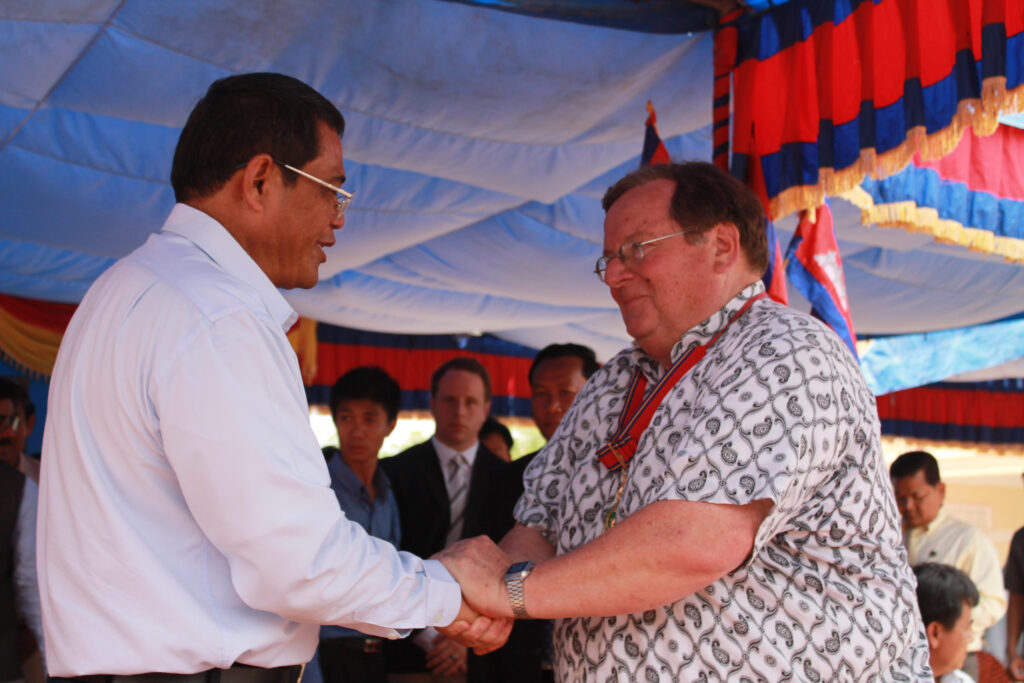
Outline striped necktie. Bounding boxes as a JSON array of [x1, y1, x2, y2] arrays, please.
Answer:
[[445, 453, 469, 545]]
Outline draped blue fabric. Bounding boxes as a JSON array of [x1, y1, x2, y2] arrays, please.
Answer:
[[0, 0, 1021, 394]]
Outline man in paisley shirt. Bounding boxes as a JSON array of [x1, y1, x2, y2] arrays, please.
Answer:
[[440, 162, 932, 681]]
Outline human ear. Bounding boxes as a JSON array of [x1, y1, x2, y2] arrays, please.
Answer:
[[711, 223, 741, 273], [240, 155, 275, 213]]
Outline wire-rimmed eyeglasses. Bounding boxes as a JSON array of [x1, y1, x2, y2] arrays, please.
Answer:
[[235, 159, 353, 221], [594, 227, 706, 283], [273, 160, 353, 221], [0, 414, 21, 432]]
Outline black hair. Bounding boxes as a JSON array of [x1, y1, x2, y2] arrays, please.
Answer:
[[171, 72, 345, 202], [479, 416, 513, 449], [890, 450, 941, 486], [528, 343, 600, 385], [913, 562, 979, 630], [601, 161, 768, 276], [0, 377, 32, 418], [431, 357, 492, 402], [328, 366, 401, 423]]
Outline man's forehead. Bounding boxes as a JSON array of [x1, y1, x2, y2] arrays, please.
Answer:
[[895, 471, 935, 491], [604, 185, 675, 243], [0, 398, 20, 415], [532, 356, 585, 384], [435, 369, 486, 396], [336, 398, 386, 414]]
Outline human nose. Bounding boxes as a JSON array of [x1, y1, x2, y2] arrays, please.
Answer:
[[602, 254, 631, 287], [330, 209, 346, 230]]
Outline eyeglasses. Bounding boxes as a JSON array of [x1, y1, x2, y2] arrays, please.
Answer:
[[273, 160, 353, 221], [594, 227, 706, 283], [0, 414, 21, 432]]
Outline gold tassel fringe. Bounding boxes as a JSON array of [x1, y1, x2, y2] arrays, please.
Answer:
[[839, 186, 1024, 264], [769, 78, 1024, 221]]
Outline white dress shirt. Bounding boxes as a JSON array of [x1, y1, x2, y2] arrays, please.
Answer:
[[411, 437, 480, 651], [904, 506, 1008, 650], [39, 204, 460, 676]]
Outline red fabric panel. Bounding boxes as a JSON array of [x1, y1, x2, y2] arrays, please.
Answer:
[[869, 0, 906, 109], [713, 9, 743, 171], [0, 293, 77, 333], [914, 125, 1024, 200], [314, 342, 532, 399], [876, 385, 1024, 428]]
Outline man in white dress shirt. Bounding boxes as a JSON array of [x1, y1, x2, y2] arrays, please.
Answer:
[[38, 73, 505, 683], [891, 449, 1006, 679]]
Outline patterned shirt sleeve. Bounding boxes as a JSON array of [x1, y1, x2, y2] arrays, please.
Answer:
[[649, 309, 876, 553]]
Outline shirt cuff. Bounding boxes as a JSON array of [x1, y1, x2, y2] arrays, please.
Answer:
[[413, 627, 439, 651], [422, 558, 462, 627]]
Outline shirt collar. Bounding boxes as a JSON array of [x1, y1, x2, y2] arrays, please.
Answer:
[[161, 203, 298, 332], [628, 280, 767, 379], [330, 451, 392, 501], [923, 506, 948, 533], [432, 436, 478, 470]]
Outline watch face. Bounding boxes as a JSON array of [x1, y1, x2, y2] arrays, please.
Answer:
[[507, 560, 532, 577]]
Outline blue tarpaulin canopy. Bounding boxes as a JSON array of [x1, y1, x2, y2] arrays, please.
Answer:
[[1, 0, 1022, 390]]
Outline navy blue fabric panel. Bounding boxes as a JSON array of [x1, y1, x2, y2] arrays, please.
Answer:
[[1007, 29, 1024, 89], [306, 386, 533, 418], [880, 418, 1024, 445], [760, 142, 819, 197], [931, 378, 1024, 393], [316, 324, 537, 359], [873, 97, 907, 155], [980, 21, 1008, 81], [435, 0, 717, 34], [954, 49, 981, 102], [730, 152, 751, 183], [735, 0, 873, 64], [921, 73, 958, 134]]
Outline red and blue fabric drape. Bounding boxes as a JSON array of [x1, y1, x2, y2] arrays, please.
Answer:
[[877, 378, 1024, 445], [306, 322, 536, 417], [0, 293, 77, 378], [845, 121, 1024, 262], [730, 0, 1024, 223]]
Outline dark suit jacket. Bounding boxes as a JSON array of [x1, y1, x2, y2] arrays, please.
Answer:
[[380, 440, 541, 681]]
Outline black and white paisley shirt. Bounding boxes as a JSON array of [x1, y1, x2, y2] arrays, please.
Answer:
[[515, 282, 933, 682]]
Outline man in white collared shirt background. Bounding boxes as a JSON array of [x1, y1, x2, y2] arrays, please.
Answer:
[[39, 72, 506, 683], [892, 450, 1008, 679]]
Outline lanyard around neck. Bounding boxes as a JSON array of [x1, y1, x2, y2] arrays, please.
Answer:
[[595, 292, 767, 472]]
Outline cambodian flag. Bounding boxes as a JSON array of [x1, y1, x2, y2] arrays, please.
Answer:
[[640, 101, 670, 167], [763, 220, 788, 305], [785, 202, 858, 358]]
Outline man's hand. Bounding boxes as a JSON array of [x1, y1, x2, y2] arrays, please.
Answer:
[[1008, 653, 1024, 680], [435, 535, 514, 618], [424, 634, 467, 676], [437, 598, 513, 654]]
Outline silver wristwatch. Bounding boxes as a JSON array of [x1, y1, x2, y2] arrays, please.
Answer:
[[504, 560, 535, 618]]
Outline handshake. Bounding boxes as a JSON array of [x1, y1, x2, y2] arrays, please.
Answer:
[[431, 535, 523, 656]]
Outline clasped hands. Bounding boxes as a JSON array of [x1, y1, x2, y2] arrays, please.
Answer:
[[433, 535, 518, 654]]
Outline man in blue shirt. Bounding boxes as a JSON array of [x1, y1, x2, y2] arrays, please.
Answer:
[[312, 366, 403, 683]]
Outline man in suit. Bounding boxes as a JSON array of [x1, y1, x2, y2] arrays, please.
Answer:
[[381, 358, 514, 683]]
